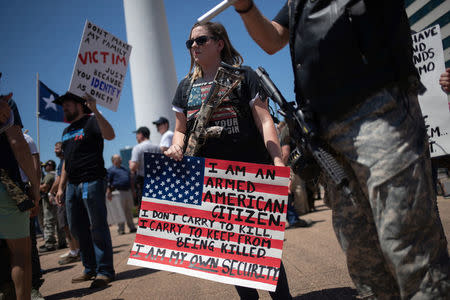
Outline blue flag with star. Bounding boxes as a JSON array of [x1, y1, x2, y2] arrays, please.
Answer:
[[39, 81, 64, 122]]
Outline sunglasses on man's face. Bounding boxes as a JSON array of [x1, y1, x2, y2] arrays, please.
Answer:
[[185, 35, 217, 49]]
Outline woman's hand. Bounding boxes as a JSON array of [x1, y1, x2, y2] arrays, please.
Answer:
[[164, 144, 184, 161]]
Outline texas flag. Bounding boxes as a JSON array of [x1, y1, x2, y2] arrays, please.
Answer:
[[38, 81, 65, 122]]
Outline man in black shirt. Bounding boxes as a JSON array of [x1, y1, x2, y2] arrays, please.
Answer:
[[55, 92, 115, 288]]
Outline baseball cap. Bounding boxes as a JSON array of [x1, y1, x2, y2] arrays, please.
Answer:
[[133, 126, 150, 138], [45, 160, 56, 168], [152, 117, 169, 125]]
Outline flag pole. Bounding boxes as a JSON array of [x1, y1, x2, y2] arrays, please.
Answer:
[[36, 73, 40, 154]]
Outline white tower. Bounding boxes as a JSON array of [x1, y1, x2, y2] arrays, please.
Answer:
[[123, 0, 178, 143]]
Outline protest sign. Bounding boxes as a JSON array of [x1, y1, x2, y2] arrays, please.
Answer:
[[412, 25, 450, 157], [128, 153, 289, 291], [69, 20, 131, 112]]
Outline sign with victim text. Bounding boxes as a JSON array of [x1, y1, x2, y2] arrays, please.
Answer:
[[128, 153, 289, 291], [69, 20, 131, 111], [412, 25, 450, 157]]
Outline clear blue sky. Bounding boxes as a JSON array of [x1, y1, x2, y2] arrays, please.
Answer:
[[1, 0, 293, 168]]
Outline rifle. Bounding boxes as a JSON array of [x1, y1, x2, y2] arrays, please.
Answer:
[[256, 67, 352, 198], [184, 62, 244, 156]]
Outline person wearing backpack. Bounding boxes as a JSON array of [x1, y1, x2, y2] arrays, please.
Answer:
[[232, 1, 450, 299], [165, 21, 292, 300]]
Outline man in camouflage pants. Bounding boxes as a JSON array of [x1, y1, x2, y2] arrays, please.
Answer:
[[39, 160, 65, 252], [319, 86, 449, 299], [233, 0, 449, 298]]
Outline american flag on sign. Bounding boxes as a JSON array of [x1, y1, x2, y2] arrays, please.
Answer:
[[128, 153, 290, 291], [142, 154, 204, 205]]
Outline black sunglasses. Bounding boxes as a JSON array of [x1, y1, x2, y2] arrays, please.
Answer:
[[186, 35, 217, 49]]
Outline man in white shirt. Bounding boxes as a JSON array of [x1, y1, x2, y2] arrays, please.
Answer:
[[152, 117, 173, 152], [129, 127, 160, 207]]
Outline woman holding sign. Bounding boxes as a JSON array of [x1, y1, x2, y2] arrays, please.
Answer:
[[165, 22, 292, 300]]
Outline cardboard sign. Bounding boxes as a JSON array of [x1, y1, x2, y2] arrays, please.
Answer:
[[413, 25, 450, 157], [69, 20, 131, 112], [128, 153, 289, 291]]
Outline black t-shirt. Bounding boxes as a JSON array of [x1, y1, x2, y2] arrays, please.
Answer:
[[62, 115, 106, 184], [172, 66, 271, 164], [273, 2, 288, 28], [0, 99, 23, 184]]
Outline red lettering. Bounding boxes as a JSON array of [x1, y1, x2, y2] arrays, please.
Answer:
[[78, 51, 125, 66], [92, 51, 98, 63], [100, 51, 109, 63], [78, 52, 88, 64], [116, 55, 127, 67]]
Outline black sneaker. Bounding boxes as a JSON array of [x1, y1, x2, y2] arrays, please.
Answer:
[[293, 218, 313, 228], [129, 228, 137, 233], [57, 243, 68, 250], [39, 246, 56, 253]]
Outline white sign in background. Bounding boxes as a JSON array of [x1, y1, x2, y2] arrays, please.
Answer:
[[69, 20, 131, 112], [413, 25, 450, 157]]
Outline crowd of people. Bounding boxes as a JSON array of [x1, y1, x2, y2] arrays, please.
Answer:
[[1, 1, 450, 299]]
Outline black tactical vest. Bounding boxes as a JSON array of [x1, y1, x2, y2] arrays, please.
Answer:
[[287, 0, 419, 118]]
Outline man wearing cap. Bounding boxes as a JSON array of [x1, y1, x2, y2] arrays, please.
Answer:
[[129, 126, 160, 208], [153, 117, 173, 152], [54, 92, 115, 288], [39, 160, 60, 252]]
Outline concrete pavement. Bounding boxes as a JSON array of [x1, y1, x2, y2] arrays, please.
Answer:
[[38, 198, 450, 299]]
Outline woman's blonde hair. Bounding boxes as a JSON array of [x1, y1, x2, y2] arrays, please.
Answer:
[[186, 22, 243, 81]]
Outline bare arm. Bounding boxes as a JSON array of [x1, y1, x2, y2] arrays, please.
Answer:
[[56, 161, 68, 205], [129, 161, 138, 173], [49, 175, 60, 204], [106, 186, 112, 201], [129, 173, 136, 198], [281, 145, 291, 166], [5, 125, 40, 203], [84, 94, 115, 140], [40, 182, 51, 193], [251, 97, 284, 166], [164, 112, 186, 161], [50, 175, 60, 195], [233, 0, 289, 54], [31, 153, 41, 183], [0, 99, 11, 123]]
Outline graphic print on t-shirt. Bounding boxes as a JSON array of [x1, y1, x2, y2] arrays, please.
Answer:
[[62, 128, 85, 142], [187, 81, 240, 135]]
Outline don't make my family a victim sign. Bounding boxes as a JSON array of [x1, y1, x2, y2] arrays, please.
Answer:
[[69, 20, 131, 112], [128, 153, 290, 291]]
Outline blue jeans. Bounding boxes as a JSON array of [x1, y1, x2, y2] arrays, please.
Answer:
[[286, 195, 300, 226], [66, 179, 114, 278]]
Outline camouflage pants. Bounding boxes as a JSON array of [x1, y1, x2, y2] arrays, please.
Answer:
[[42, 195, 65, 248], [319, 86, 450, 299]]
